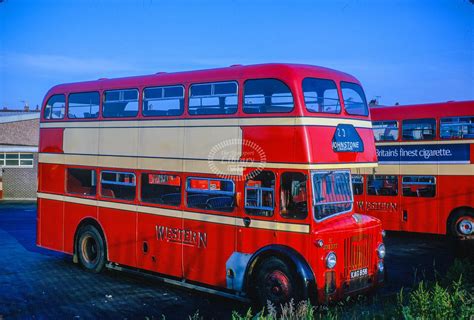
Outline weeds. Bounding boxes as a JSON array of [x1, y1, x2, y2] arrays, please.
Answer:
[[229, 259, 474, 320]]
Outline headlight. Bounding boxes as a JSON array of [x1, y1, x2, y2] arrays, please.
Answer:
[[325, 252, 337, 269], [377, 243, 386, 259]]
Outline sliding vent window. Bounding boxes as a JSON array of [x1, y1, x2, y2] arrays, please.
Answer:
[[44, 94, 65, 119], [67, 168, 97, 196], [186, 177, 235, 212], [141, 173, 181, 206], [244, 79, 294, 113], [244, 170, 275, 217], [402, 176, 436, 198], [189, 82, 237, 115], [302, 78, 340, 113], [143, 85, 184, 116], [440, 116, 474, 139], [103, 89, 139, 118], [373, 121, 399, 141], [402, 119, 436, 141], [101, 171, 136, 200], [340, 82, 369, 116], [68, 92, 100, 119]]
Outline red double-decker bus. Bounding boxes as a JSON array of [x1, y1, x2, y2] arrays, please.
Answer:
[[37, 63, 384, 305], [353, 101, 473, 240]]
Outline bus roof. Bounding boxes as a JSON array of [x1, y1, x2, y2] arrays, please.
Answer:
[[370, 100, 474, 120], [45, 63, 360, 96]]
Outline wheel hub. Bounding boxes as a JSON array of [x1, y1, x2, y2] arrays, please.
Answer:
[[458, 219, 473, 235], [265, 270, 290, 299]]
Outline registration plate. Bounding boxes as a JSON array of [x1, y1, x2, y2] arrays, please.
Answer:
[[350, 267, 368, 279]]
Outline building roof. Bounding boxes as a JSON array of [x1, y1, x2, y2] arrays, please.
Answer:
[[0, 112, 40, 124]]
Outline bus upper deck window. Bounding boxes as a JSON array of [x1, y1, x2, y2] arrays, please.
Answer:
[[68, 92, 100, 119], [243, 79, 294, 114], [302, 78, 340, 114], [143, 85, 184, 117], [189, 81, 237, 115], [44, 94, 65, 120], [340, 82, 369, 116], [103, 89, 139, 118], [402, 119, 436, 141], [373, 120, 399, 141], [440, 116, 474, 139]]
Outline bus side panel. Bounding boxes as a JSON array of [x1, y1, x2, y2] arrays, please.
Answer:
[[183, 218, 236, 287], [437, 175, 474, 234], [63, 202, 98, 254], [241, 126, 297, 163], [98, 207, 137, 268], [38, 163, 65, 194], [137, 212, 183, 279], [37, 198, 64, 251], [237, 226, 275, 256]]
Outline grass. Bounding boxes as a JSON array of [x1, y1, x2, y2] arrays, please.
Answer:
[[226, 258, 474, 320]]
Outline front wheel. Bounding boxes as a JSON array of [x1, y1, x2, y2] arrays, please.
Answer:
[[76, 224, 106, 273], [254, 257, 300, 307]]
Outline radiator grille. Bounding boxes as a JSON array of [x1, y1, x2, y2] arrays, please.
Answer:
[[343, 233, 373, 278]]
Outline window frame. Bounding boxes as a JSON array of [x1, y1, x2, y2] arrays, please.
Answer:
[[100, 170, 137, 201], [440, 116, 474, 140], [351, 174, 364, 195], [372, 120, 399, 142], [142, 84, 185, 117], [65, 167, 97, 197], [402, 118, 437, 141], [43, 94, 66, 120], [340, 81, 369, 116], [185, 176, 236, 212], [0, 152, 34, 168], [402, 175, 436, 198], [311, 170, 354, 222], [140, 172, 182, 207], [102, 88, 140, 119], [367, 174, 399, 197], [243, 78, 295, 114], [188, 81, 238, 116], [67, 91, 100, 119], [301, 77, 342, 115], [280, 171, 309, 220]]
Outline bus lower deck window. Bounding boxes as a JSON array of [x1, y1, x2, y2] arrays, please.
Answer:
[[101, 171, 136, 200], [186, 177, 235, 212], [402, 176, 436, 198], [280, 172, 308, 219], [244, 170, 275, 217], [367, 175, 398, 196], [67, 168, 97, 196], [141, 173, 181, 206]]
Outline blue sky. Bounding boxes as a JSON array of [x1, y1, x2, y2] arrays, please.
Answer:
[[0, 0, 472, 109]]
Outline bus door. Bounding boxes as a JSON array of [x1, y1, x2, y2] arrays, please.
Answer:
[[182, 177, 237, 287], [400, 175, 438, 233], [137, 172, 183, 278], [365, 174, 401, 231], [236, 170, 277, 259]]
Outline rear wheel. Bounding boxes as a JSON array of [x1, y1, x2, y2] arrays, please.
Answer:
[[448, 210, 473, 239], [254, 257, 300, 307], [76, 224, 106, 273]]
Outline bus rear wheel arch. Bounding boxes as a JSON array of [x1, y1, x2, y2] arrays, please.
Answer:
[[75, 223, 107, 273], [447, 208, 474, 239]]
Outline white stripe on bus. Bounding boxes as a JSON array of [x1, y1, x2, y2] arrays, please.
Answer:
[[37, 192, 310, 234], [39, 116, 373, 129]]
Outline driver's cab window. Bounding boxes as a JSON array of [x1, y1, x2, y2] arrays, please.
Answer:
[[280, 172, 308, 219], [244, 170, 275, 217]]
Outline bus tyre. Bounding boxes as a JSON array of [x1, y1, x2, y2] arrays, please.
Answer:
[[254, 257, 299, 307], [449, 210, 474, 239], [77, 225, 106, 273]]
